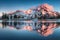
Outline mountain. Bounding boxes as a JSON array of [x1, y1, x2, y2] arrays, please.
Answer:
[[1, 3, 60, 20]]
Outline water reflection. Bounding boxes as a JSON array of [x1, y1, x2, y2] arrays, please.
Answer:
[[1, 20, 60, 36]]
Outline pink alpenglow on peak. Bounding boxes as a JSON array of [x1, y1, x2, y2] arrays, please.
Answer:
[[40, 3, 54, 12]]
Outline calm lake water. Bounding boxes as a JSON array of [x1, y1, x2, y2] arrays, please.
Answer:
[[0, 19, 60, 40]]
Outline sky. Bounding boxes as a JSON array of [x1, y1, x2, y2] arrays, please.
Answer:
[[0, 0, 60, 16]]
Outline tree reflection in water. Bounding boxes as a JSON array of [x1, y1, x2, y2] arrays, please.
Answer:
[[1, 20, 60, 36]]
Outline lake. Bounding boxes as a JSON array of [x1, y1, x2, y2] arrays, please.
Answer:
[[0, 19, 60, 40]]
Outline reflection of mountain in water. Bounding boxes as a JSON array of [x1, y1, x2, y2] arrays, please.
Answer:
[[1, 20, 60, 36]]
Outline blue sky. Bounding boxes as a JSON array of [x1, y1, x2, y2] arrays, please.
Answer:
[[0, 0, 60, 13]]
